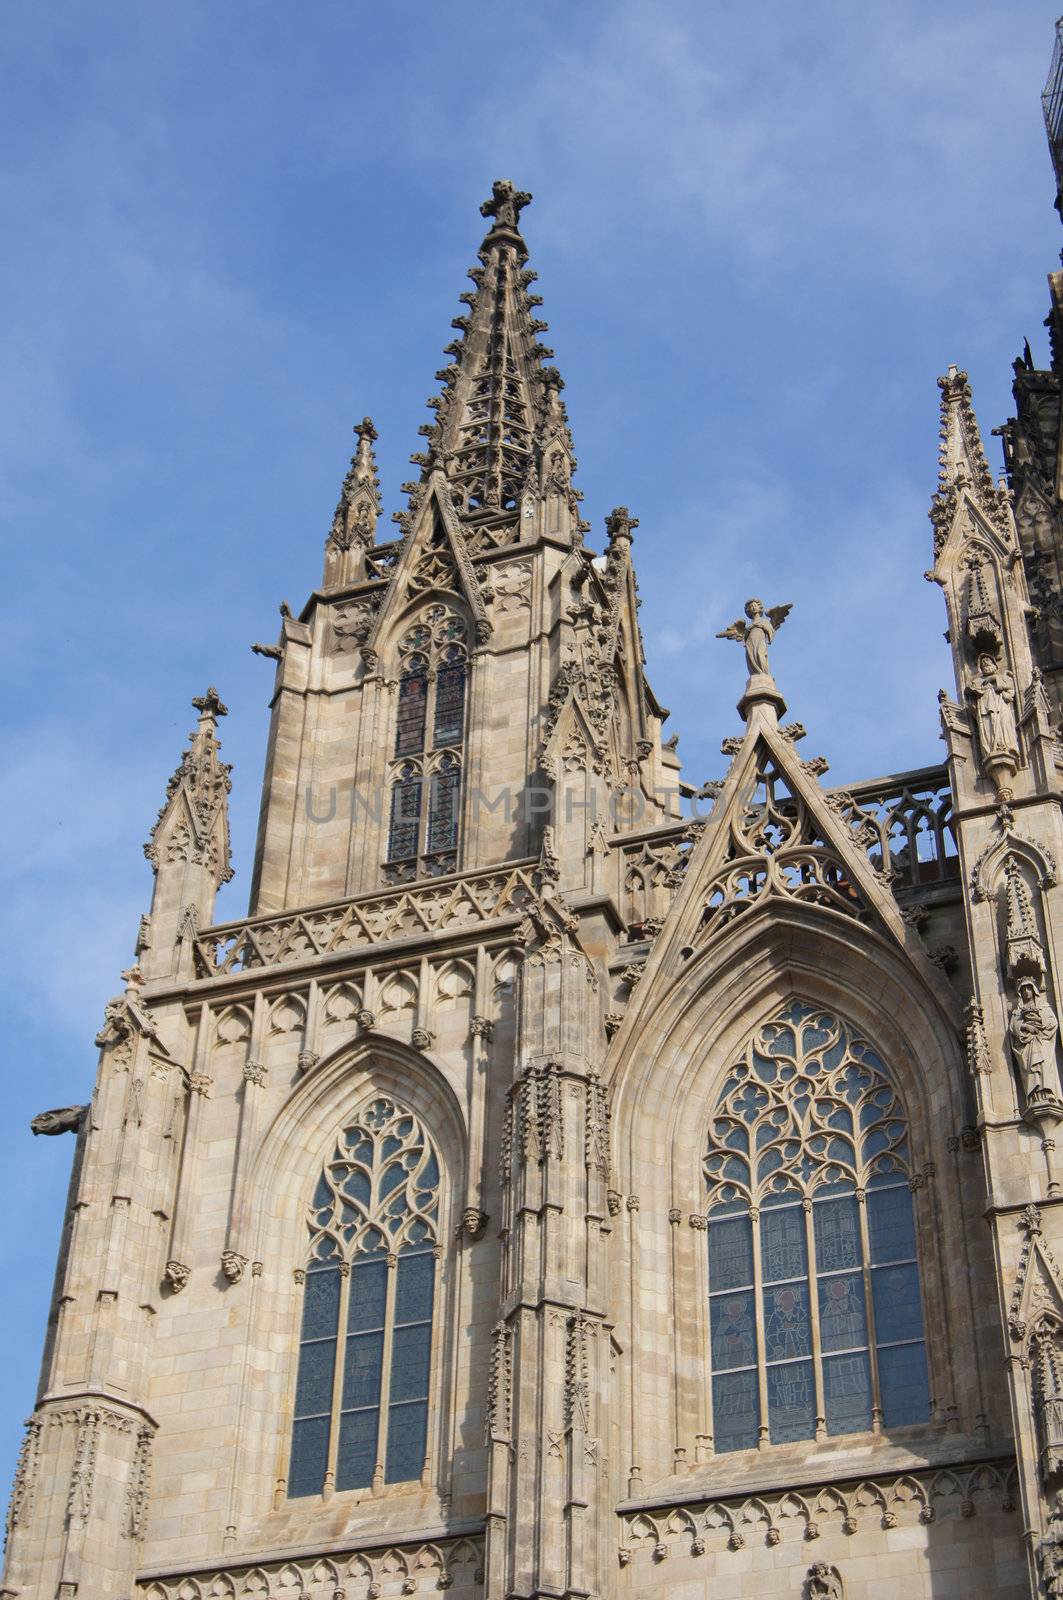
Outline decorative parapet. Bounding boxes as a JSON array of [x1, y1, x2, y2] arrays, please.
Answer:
[[194, 863, 539, 977], [137, 1534, 485, 1598], [618, 1459, 1016, 1566], [825, 766, 958, 893]]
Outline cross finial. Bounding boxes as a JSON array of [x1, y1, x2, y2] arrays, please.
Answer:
[[353, 416, 378, 444], [480, 180, 532, 234], [192, 686, 228, 720]]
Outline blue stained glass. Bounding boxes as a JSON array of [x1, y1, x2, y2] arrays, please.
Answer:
[[390, 1324, 431, 1402], [712, 1369, 760, 1453], [395, 1252, 435, 1323], [336, 1406, 378, 1492], [386, 1399, 428, 1483], [294, 1336, 336, 1417], [867, 1185, 917, 1264], [288, 1415, 330, 1498], [871, 1263, 924, 1344], [818, 1272, 868, 1353], [767, 1359, 815, 1443], [301, 1267, 341, 1341], [708, 1216, 753, 1292], [760, 1206, 807, 1283], [379, 1161, 406, 1200], [711, 1290, 757, 1371], [348, 1259, 387, 1333], [878, 1341, 930, 1428], [823, 1352, 872, 1435], [763, 1280, 812, 1361], [814, 1196, 862, 1273], [341, 1331, 384, 1410], [342, 1168, 371, 1207]]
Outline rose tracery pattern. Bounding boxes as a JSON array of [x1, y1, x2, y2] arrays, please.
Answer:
[[703, 1003, 929, 1455], [290, 1098, 441, 1500]]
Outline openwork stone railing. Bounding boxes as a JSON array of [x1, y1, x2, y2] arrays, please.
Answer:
[[835, 764, 958, 892], [138, 1533, 484, 1598], [195, 863, 539, 977]]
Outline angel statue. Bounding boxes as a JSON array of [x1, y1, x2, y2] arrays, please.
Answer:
[[716, 598, 793, 680]]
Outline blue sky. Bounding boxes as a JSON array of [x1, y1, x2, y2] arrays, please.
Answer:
[[1, 0, 1060, 1492]]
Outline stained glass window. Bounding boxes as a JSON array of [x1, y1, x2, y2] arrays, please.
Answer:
[[395, 666, 428, 756], [427, 754, 461, 854], [433, 649, 466, 748], [387, 766, 421, 861], [704, 1002, 929, 1453], [386, 606, 468, 873], [288, 1098, 441, 1498]]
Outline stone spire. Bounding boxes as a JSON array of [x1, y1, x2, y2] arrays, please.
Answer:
[[930, 365, 1012, 552], [142, 688, 232, 977], [323, 416, 383, 588], [399, 181, 583, 548]]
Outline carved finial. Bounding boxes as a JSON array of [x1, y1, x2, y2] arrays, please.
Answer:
[[480, 180, 532, 235], [191, 686, 228, 720], [605, 506, 639, 546], [353, 416, 378, 445]]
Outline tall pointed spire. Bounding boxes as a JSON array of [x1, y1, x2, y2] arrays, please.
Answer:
[[323, 416, 383, 588], [399, 181, 583, 551], [142, 688, 232, 976], [930, 365, 1012, 551]]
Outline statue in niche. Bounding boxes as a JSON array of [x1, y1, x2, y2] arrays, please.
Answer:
[[717, 598, 792, 680], [1009, 978, 1063, 1107], [1040, 1494, 1063, 1597], [969, 652, 1018, 762]]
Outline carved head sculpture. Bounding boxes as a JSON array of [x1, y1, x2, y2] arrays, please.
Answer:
[[745, 597, 764, 620]]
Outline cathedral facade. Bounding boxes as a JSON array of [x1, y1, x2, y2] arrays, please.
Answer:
[[12, 46, 1063, 1600]]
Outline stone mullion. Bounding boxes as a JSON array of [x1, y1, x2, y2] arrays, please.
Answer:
[[749, 1206, 770, 1449], [856, 1192, 885, 1434], [699, 1221, 716, 1457], [373, 1254, 399, 1494], [802, 1200, 828, 1441], [323, 1262, 351, 1500]]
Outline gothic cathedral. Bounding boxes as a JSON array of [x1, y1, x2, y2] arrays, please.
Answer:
[[18, 33, 1063, 1600]]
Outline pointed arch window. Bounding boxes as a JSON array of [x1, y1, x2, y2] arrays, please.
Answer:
[[288, 1097, 441, 1498], [385, 606, 469, 883], [703, 1002, 930, 1454]]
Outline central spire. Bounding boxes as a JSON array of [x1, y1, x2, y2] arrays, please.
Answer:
[[399, 181, 582, 550]]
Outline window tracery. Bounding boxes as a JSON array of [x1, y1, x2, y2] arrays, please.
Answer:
[[703, 1002, 929, 1454], [289, 1097, 441, 1498], [385, 606, 469, 883]]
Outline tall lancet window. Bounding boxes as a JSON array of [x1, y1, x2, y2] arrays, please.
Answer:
[[385, 605, 469, 883], [288, 1097, 441, 1498], [703, 1002, 929, 1454]]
